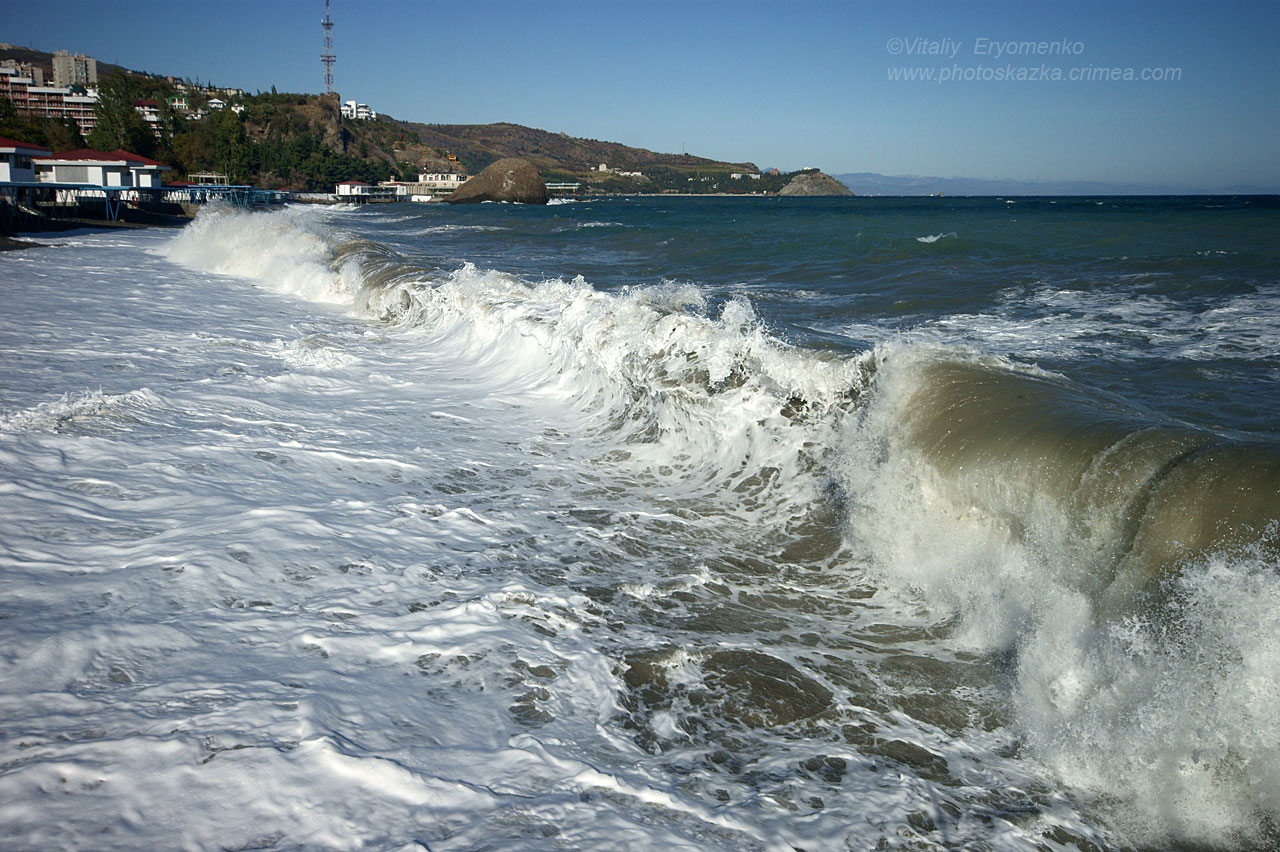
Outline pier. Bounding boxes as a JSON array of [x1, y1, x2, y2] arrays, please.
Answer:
[[0, 182, 290, 232], [545, 181, 583, 197]]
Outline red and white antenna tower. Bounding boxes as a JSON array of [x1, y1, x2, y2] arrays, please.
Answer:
[[321, 0, 336, 95]]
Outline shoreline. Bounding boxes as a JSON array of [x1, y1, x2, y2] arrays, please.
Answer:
[[0, 234, 42, 252], [0, 210, 195, 250]]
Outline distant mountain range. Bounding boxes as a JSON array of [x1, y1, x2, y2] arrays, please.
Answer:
[[835, 172, 1278, 197]]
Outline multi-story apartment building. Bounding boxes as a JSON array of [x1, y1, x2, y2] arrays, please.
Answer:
[[0, 64, 99, 135], [51, 50, 97, 88]]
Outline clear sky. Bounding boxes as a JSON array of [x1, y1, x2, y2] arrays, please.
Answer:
[[5, 0, 1278, 190]]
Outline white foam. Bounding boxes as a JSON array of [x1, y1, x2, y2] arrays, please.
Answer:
[[418, 223, 508, 234], [838, 342, 1280, 846], [7, 203, 1267, 850], [1, 211, 881, 850], [555, 221, 625, 231], [163, 203, 356, 304], [837, 284, 1280, 364], [1014, 549, 1280, 847], [0, 387, 164, 433]]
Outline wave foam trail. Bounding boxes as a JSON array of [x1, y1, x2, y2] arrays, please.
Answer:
[[167, 205, 861, 425], [839, 342, 1280, 846], [1, 387, 164, 433], [369, 270, 874, 512], [321, 237, 870, 502]]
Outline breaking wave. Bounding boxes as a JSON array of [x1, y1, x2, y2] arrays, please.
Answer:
[[164, 203, 1280, 848]]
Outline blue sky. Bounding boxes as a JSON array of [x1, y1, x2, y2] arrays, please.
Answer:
[[5, 0, 1277, 190]]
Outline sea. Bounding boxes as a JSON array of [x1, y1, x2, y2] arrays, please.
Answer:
[[1, 194, 1277, 852]]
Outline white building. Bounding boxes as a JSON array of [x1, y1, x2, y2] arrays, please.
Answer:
[[335, 181, 397, 201], [341, 100, 377, 120], [133, 99, 161, 121], [377, 172, 467, 201], [731, 173, 761, 180], [207, 98, 226, 110], [417, 173, 465, 189], [34, 148, 172, 188], [0, 137, 53, 183]]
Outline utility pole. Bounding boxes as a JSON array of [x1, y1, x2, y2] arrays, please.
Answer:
[[321, 0, 336, 95]]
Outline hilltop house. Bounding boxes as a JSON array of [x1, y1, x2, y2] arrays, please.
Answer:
[[133, 99, 161, 122], [132, 99, 164, 136], [0, 137, 53, 182], [34, 149, 172, 188], [341, 100, 377, 120]]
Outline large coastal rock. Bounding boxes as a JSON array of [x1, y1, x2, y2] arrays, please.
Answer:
[[778, 171, 854, 197], [446, 157, 548, 204]]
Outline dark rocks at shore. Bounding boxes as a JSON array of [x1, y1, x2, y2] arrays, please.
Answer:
[[0, 235, 38, 251], [778, 171, 855, 197], [446, 158, 549, 205], [0, 209, 192, 245]]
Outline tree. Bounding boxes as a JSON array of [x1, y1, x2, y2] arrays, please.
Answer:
[[208, 109, 250, 183], [46, 118, 85, 152], [0, 96, 46, 147], [88, 71, 155, 156], [0, 97, 86, 152]]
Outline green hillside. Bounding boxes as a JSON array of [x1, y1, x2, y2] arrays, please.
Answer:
[[0, 44, 788, 193]]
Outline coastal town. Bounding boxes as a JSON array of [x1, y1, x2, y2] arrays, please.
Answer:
[[0, 37, 853, 235], [0, 45, 477, 230]]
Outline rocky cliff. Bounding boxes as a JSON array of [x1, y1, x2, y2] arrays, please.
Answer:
[[446, 157, 548, 205], [778, 171, 854, 197]]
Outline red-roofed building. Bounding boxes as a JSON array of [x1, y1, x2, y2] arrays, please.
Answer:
[[0, 137, 54, 183], [34, 148, 172, 188], [132, 99, 165, 136]]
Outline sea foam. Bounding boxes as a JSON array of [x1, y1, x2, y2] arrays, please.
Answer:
[[171, 208, 1280, 849]]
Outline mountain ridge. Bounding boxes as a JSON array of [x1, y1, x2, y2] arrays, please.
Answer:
[[836, 171, 1279, 196], [385, 118, 758, 176]]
